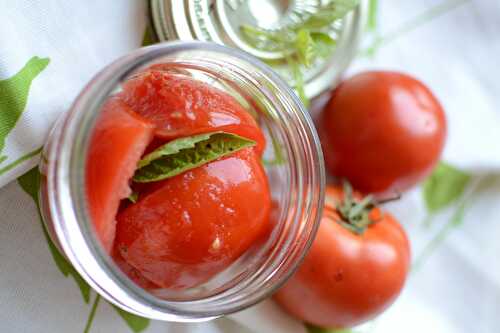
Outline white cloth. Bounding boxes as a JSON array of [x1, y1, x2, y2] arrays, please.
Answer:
[[1, 0, 500, 332], [0, 0, 147, 187]]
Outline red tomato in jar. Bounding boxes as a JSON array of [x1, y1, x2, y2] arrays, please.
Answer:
[[274, 185, 410, 329], [115, 149, 271, 289], [86, 98, 154, 252], [111, 246, 160, 290], [120, 71, 266, 155], [318, 71, 446, 195]]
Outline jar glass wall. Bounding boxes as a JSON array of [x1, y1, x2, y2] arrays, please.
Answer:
[[39, 41, 325, 321]]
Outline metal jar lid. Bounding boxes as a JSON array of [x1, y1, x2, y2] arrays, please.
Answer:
[[150, 0, 367, 99]]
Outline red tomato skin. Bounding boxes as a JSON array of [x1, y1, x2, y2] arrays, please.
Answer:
[[120, 71, 266, 155], [115, 149, 271, 289], [111, 246, 160, 290], [319, 71, 446, 195], [86, 98, 154, 252], [274, 186, 410, 328]]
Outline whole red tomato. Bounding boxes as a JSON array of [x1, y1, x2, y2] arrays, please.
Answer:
[[274, 185, 410, 329], [318, 71, 446, 195], [115, 149, 271, 289]]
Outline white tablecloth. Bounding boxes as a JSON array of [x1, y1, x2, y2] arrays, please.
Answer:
[[1, 1, 499, 332]]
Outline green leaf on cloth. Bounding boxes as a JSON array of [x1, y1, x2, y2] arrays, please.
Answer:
[[423, 161, 471, 213], [311, 32, 337, 57], [18, 167, 150, 332], [113, 305, 150, 333], [0, 147, 42, 176], [413, 201, 468, 271], [17, 167, 91, 303], [0, 56, 50, 159], [295, 29, 316, 68], [83, 294, 101, 333], [367, 0, 378, 32], [141, 23, 157, 47]]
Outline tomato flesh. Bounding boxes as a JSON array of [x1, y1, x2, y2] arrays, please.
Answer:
[[120, 71, 266, 155], [86, 99, 154, 252], [115, 150, 271, 289]]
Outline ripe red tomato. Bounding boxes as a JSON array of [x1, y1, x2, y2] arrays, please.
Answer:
[[111, 247, 160, 290], [318, 71, 446, 195], [274, 185, 410, 329], [86, 98, 154, 252], [120, 71, 266, 155], [115, 149, 271, 289]]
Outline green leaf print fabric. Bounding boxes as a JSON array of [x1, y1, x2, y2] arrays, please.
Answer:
[[0, 1, 163, 332], [0, 56, 49, 160], [17, 167, 91, 303], [0, 57, 48, 178], [113, 305, 151, 333]]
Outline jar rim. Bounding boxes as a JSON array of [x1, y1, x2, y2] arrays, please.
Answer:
[[44, 41, 325, 321]]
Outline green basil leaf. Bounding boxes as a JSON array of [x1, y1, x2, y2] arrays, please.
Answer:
[[127, 191, 139, 203], [367, 0, 379, 32], [240, 25, 292, 52], [295, 29, 316, 68], [423, 162, 471, 213], [113, 305, 150, 333], [240, 0, 358, 68], [240, 24, 274, 49], [133, 132, 256, 183], [311, 32, 337, 58], [239, 0, 358, 97], [301, 0, 360, 30], [288, 57, 309, 107]]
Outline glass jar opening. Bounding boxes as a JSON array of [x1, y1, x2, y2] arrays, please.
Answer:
[[40, 41, 324, 321]]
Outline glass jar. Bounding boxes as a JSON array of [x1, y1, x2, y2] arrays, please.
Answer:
[[39, 41, 325, 322]]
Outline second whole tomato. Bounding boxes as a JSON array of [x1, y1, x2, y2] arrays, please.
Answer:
[[318, 71, 447, 195], [274, 185, 410, 328], [115, 149, 271, 289]]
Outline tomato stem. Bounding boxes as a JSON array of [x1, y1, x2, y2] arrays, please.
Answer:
[[335, 181, 378, 235], [348, 194, 374, 219], [375, 192, 402, 205]]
